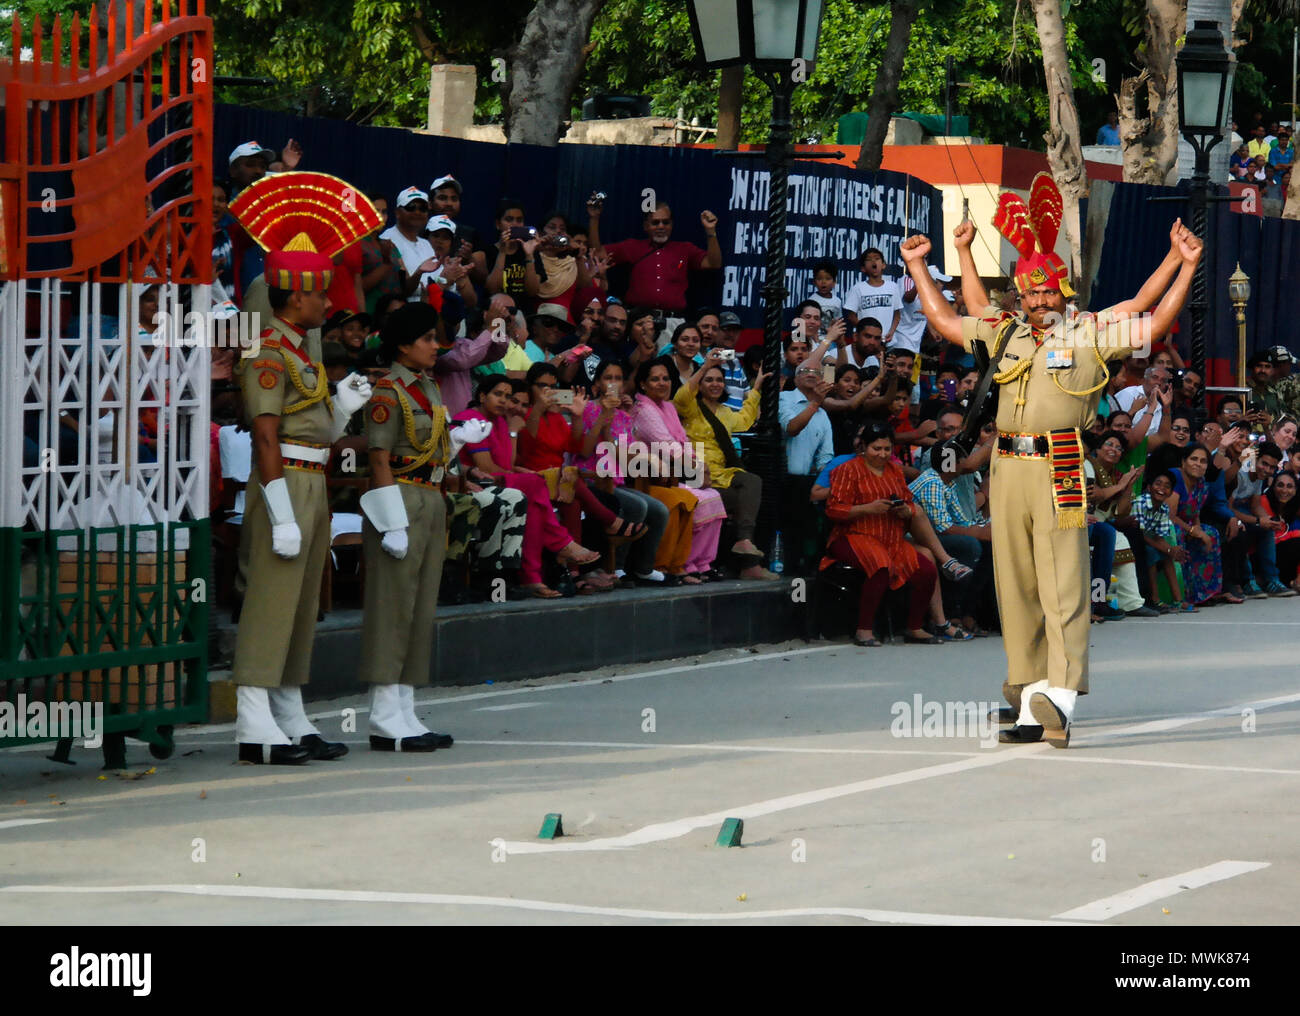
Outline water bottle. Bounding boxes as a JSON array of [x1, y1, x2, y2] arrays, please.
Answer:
[[771, 531, 785, 575]]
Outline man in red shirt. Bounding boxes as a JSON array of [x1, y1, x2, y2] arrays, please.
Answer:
[[588, 198, 723, 315]]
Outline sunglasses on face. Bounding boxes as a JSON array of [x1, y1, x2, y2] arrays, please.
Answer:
[[403, 203, 429, 213]]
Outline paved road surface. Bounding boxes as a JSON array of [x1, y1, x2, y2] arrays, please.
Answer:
[[2, 602, 1297, 925]]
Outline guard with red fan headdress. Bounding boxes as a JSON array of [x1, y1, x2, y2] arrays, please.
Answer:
[[228, 171, 383, 766], [898, 175, 1202, 749]]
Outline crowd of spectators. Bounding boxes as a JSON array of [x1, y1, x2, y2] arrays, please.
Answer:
[[201, 138, 1299, 643]]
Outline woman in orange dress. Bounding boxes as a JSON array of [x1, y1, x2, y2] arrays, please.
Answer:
[[822, 420, 940, 646]]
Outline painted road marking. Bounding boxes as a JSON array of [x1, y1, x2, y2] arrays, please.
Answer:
[[0, 819, 57, 830], [1052, 861, 1271, 921], [0, 883, 1084, 926], [473, 703, 549, 712], [498, 747, 1044, 854]]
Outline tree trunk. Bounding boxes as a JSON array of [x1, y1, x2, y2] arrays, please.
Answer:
[[716, 66, 743, 150], [1119, 0, 1186, 184], [855, 0, 919, 171], [502, 0, 607, 146], [1030, 0, 1086, 280]]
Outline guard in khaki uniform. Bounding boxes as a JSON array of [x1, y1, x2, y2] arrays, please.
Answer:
[[901, 174, 1201, 747], [229, 172, 382, 764], [357, 303, 492, 751]]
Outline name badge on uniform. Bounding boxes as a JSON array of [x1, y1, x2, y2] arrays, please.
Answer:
[[1045, 347, 1073, 371]]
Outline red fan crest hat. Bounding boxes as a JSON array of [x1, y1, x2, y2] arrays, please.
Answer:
[[230, 171, 383, 292], [993, 172, 1075, 299]]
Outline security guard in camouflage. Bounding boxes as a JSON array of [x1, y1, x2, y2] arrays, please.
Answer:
[[901, 183, 1201, 748]]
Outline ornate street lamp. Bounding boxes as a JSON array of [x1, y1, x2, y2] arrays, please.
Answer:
[[685, 0, 831, 560], [1227, 262, 1251, 389], [1175, 20, 1234, 393]]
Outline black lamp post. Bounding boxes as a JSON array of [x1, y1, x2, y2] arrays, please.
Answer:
[[1175, 20, 1234, 392], [685, 0, 832, 557]]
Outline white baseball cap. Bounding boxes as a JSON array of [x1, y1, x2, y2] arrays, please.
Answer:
[[427, 214, 457, 234], [228, 140, 276, 165], [396, 187, 429, 208], [928, 265, 953, 283], [430, 174, 462, 195]]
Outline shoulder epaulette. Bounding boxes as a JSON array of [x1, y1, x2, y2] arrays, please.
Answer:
[[371, 393, 397, 408], [375, 378, 396, 389]]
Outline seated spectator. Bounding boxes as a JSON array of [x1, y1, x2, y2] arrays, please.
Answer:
[[525, 303, 587, 386], [380, 187, 441, 303], [566, 298, 629, 386], [516, 362, 647, 591], [660, 320, 705, 394], [742, 344, 764, 390], [574, 359, 668, 583], [1146, 409, 1194, 479], [485, 198, 544, 308], [1225, 440, 1295, 598], [1216, 393, 1245, 433], [1089, 430, 1142, 523], [1171, 443, 1232, 608], [631, 356, 727, 584], [909, 410, 995, 635], [1230, 144, 1252, 179], [821, 420, 941, 647], [779, 359, 836, 574], [820, 364, 882, 455], [455, 376, 601, 598], [425, 214, 477, 311], [1260, 470, 1300, 590], [626, 307, 662, 371], [1132, 469, 1189, 611], [434, 293, 511, 416], [699, 309, 750, 410], [473, 303, 535, 382], [781, 333, 813, 389], [674, 352, 776, 579]]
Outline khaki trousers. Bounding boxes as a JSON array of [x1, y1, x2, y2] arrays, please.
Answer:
[[989, 452, 1090, 693], [232, 467, 330, 688], [358, 483, 447, 687]]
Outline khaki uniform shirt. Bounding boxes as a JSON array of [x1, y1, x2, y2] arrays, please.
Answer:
[[366, 362, 447, 474], [960, 306, 1134, 434], [239, 318, 333, 445]]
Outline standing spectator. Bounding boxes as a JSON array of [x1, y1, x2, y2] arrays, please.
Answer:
[[1245, 351, 1284, 426], [630, 357, 727, 584], [807, 260, 843, 325], [588, 198, 722, 320], [1247, 125, 1271, 160], [833, 316, 886, 372], [779, 360, 836, 574], [429, 174, 487, 284], [380, 188, 441, 303], [894, 264, 953, 356], [485, 198, 545, 308], [842, 247, 901, 342], [535, 212, 596, 320], [1226, 440, 1295, 597], [821, 420, 941, 647], [674, 352, 776, 579], [435, 294, 512, 416], [1096, 111, 1121, 145], [359, 192, 402, 317], [1269, 127, 1295, 168]]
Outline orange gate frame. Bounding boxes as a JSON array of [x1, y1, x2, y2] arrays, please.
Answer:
[[0, 0, 213, 282]]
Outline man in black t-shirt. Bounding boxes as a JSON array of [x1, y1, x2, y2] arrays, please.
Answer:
[[429, 174, 487, 285]]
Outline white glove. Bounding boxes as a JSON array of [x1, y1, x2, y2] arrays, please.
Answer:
[[332, 372, 373, 439], [449, 417, 493, 457], [380, 529, 409, 560], [262, 478, 301, 560], [360, 485, 410, 561], [271, 522, 302, 559]]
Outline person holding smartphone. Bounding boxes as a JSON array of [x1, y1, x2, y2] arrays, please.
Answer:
[[485, 198, 545, 307]]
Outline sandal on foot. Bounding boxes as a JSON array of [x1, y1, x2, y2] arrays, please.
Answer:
[[521, 583, 561, 599], [606, 518, 648, 540], [904, 632, 944, 645], [935, 621, 974, 642], [940, 559, 973, 583], [679, 573, 703, 585], [556, 542, 600, 568], [853, 635, 882, 647]]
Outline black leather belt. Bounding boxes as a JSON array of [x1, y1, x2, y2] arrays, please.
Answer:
[[997, 433, 1050, 457]]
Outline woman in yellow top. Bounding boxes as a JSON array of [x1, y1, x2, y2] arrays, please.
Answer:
[[673, 350, 777, 580]]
